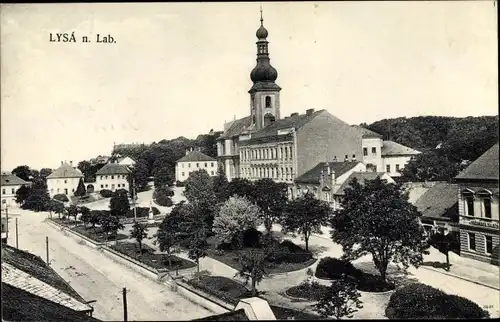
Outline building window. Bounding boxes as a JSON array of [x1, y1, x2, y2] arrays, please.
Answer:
[[468, 232, 476, 251], [64, 180, 67, 184], [2, 189, 5, 194], [204, 163, 207, 167], [57, 188, 60, 193], [372, 147, 376, 154], [265, 96, 271, 108], [396, 164, 400, 172], [363, 148, 368, 156], [465, 195, 474, 217], [484, 198, 492, 218], [386, 165, 391, 173], [182, 172, 185, 176], [105, 184, 108, 188], [485, 236, 493, 254], [11, 188, 15, 194], [111, 175, 114, 179], [211, 171, 214, 175], [211, 162, 214, 167], [105, 176, 108, 180], [72, 189, 75, 192], [196, 163, 199, 168]]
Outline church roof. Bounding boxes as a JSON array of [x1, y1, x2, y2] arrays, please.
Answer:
[[219, 116, 252, 139], [95, 163, 131, 175], [47, 163, 83, 179], [1, 173, 30, 186], [455, 142, 499, 181], [176, 151, 217, 163], [381, 140, 421, 156], [295, 162, 362, 184]]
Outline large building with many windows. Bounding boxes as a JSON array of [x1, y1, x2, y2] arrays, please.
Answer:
[[455, 142, 499, 265], [46, 161, 84, 197], [216, 13, 417, 194]]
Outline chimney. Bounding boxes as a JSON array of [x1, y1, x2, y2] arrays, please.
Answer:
[[319, 169, 325, 188], [70, 161, 73, 166], [351, 154, 356, 162], [306, 108, 314, 116], [333, 156, 337, 163], [290, 112, 299, 117], [344, 155, 349, 162]]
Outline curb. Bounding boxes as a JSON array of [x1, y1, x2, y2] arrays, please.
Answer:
[[419, 266, 500, 291]]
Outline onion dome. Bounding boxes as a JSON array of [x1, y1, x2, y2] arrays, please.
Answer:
[[250, 63, 278, 83], [256, 25, 268, 39]]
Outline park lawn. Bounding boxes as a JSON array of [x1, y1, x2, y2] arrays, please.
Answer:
[[71, 225, 128, 243], [187, 275, 252, 305], [50, 218, 83, 228], [111, 242, 195, 271], [205, 236, 317, 274]]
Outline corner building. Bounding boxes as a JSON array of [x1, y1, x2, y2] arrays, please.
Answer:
[[217, 13, 405, 196]]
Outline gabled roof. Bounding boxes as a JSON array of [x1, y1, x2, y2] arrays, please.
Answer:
[[95, 163, 131, 175], [295, 162, 362, 184], [47, 163, 83, 179], [334, 172, 391, 196], [176, 151, 217, 163], [381, 140, 421, 156], [1, 244, 87, 304], [2, 283, 100, 322], [194, 309, 249, 321], [1, 173, 30, 186], [455, 143, 499, 181], [219, 116, 253, 139], [351, 125, 383, 139], [414, 182, 459, 221]]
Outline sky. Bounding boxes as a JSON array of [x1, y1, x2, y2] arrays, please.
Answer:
[[1, 1, 498, 171]]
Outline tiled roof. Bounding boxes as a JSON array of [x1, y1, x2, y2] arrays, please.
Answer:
[[47, 163, 84, 179], [219, 116, 253, 139], [193, 309, 249, 321], [2, 283, 100, 322], [351, 125, 383, 139], [1, 244, 86, 303], [334, 172, 390, 196], [295, 162, 362, 184], [414, 182, 459, 221], [2, 262, 92, 312], [381, 140, 421, 156], [250, 110, 325, 140], [455, 143, 499, 181], [95, 163, 131, 175], [176, 151, 217, 163], [1, 173, 29, 186]]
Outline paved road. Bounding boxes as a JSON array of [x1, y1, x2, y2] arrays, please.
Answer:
[[6, 209, 212, 321]]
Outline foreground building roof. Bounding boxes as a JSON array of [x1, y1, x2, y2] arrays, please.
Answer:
[[47, 163, 84, 179], [414, 182, 459, 222], [1, 173, 30, 186], [295, 162, 362, 184], [455, 142, 499, 181], [381, 140, 421, 156], [95, 163, 131, 175], [177, 151, 217, 163]]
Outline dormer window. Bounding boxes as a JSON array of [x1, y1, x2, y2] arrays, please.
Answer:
[[265, 96, 272, 108]]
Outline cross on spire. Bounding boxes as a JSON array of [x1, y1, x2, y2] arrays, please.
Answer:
[[260, 4, 263, 25]]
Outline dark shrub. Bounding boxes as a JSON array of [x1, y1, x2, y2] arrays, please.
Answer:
[[385, 283, 489, 319], [356, 272, 394, 292], [268, 240, 313, 264], [100, 189, 113, 198], [165, 189, 174, 197], [187, 276, 251, 305], [114, 188, 128, 196], [151, 207, 160, 215], [156, 194, 173, 207], [53, 194, 69, 202], [175, 180, 186, 187], [315, 257, 363, 280], [285, 281, 329, 301], [242, 227, 263, 248]]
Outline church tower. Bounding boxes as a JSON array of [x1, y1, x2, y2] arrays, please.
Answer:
[[249, 7, 281, 131]]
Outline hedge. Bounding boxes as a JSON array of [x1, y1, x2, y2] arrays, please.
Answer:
[[385, 283, 490, 319], [268, 240, 313, 264], [53, 194, 69, 202], [315, 257, 363, 280]]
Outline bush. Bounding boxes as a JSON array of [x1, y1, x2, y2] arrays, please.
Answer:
[[385, 283, 489, 319], [100, 189, 113, 198], [286, 281, 329, 301], [268, 240, 313, 264], [175, 180, 186, 187], [187, 276, 251, 305], [151, 207, 160, 215], [356, 272, 394, 292], [242, 227, 263, 248], [156, 194, 173, 207], [53, 194, 69, 202], [315, 257, 363, 280]]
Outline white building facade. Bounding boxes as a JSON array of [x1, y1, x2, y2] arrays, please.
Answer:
[[175, 149, 218, 182], [1, 173, 30, 208], [95, 163, 131, 192], [46, 162, 84, 197]]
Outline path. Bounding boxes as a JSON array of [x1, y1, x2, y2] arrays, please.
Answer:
[[6, 209, 212, 321]]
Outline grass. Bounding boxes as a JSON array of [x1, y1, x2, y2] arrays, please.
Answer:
[[71, 225, 128, 243], [187, 275, 252, 305], [110, 242, 195, 271], [205, 236, 317, 274], [49, 218, 82, 227]]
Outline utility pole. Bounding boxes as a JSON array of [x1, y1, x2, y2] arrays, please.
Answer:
[[5, 207, 9, 244], [15, 218, 18, 249], [46, 236, 49, 265], [132, 178, 137, 221], [122, 287, 128, 322]]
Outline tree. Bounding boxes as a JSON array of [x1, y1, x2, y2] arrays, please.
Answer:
[[99, 214, 124, 243], [49, 200, 66, 219], [281, 192, 330, 251], [428, 231, 458, 271], [212, 164, 229, 203], [313, 275, 363, 319], [399, 150, 464, 182], [154, 166, 174, 188], [39, 168, 52, 179], [21, 177, 50, 212], [79, 206, 91, 228], [129, 221, 148, 254], [212, 196, 263, 247], [330, 177, 429, 282], [66, 205, 79, 226], [188, 223, 210, 276], [253, 178, 288, 234], [130, 159, 150, 191], [12, 165, 31, 181], [236, 248, 270, 296], [74, 178, 87, 197], [227, 178, 254, 199], [184, 169, 218, 227], [109, 190, 130, 217], [15, 185, 31, 205], [154, 212, 184, 267]]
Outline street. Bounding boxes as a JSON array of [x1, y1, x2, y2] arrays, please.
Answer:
[[5, 208, 211, 321]]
